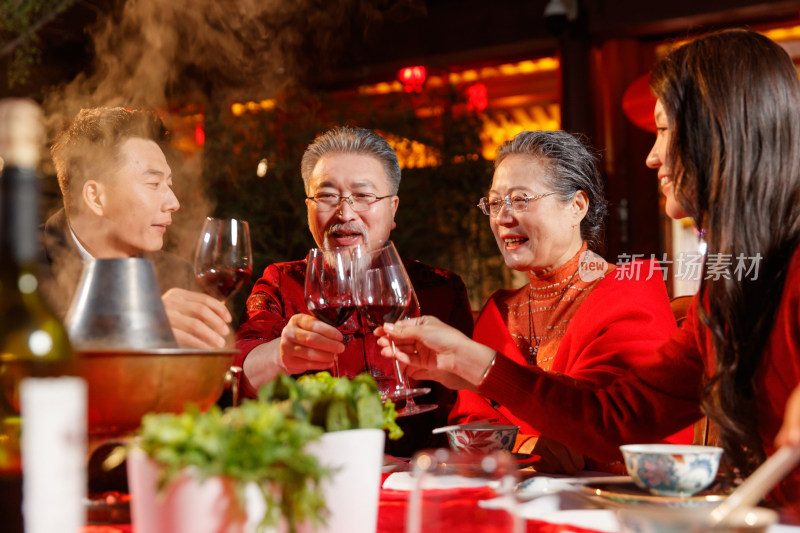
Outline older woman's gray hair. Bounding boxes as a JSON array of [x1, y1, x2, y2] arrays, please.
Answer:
[[301, 126, 401, 194], [495, 130, 607, 250]]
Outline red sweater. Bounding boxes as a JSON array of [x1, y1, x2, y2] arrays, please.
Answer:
[[466, 259, 701, 463]]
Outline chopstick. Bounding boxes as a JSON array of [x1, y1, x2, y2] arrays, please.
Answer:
[[431, 419, 501, 434], [518, 475, 631, 490]]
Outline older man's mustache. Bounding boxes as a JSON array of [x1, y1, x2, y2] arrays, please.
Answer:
[[324, 223, 368, 245]]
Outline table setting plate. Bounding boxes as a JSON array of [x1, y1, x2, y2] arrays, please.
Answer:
[[579, 480, 728, 508]]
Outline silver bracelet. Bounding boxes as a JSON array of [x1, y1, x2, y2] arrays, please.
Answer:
[[479, 352, 498, 385]]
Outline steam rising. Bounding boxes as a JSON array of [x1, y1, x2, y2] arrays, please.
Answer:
[[41, 0, 406, 261], [44, 0, 409, 130]]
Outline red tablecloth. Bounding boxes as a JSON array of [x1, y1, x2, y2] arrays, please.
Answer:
[[378, 484, 602, 533], [82, 478, 605, 533]]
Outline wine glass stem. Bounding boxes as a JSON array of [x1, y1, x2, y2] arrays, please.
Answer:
[[391, 340, 408, 390], [333, 354, 340, 378]]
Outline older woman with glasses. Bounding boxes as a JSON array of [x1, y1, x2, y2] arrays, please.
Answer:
[[387, 130, 690, 473]]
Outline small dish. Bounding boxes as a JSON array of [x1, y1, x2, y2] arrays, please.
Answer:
[[443, 422, 519, 454], [579, 481, 728, 508]]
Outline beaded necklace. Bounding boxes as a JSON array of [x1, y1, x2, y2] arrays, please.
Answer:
[[526, 264, 581, 365]]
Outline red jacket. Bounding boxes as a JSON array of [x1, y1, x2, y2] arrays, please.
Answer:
[[459, 259, 700, 463], [235, 255, 474, 457]]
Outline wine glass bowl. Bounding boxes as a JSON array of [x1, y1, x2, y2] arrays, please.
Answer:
[[304, 247, 357, 375], [358, 265, 407, 329], [352, 241, 436, 415], [194, 217, 253, 302]]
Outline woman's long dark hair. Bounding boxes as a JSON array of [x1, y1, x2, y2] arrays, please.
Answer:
[[650, 29, 800, 477]]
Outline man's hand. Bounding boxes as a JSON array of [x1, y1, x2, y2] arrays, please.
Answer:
[[277, 313, 345, 374], [162, 288, 231, 349], [241, 313, 345, 394]]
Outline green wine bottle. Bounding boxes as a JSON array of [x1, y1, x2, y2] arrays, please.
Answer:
[[0, 99, 86, 533]]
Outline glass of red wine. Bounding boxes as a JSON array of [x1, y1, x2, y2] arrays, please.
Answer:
[[193, 217, 253, 302], [304, 247, 357, 376], [353, 241, 436, 416]]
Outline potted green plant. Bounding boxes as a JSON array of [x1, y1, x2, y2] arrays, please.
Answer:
[[126, 372, 402, 533]]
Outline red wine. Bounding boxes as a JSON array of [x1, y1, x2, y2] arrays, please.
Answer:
[[196, 266, 252, 300], [309, 305, 355, 328], [359, 304, 405, 327]]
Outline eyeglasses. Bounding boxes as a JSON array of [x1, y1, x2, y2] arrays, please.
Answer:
[[306, 192, 394, 212], [477, 191, 555, 216]]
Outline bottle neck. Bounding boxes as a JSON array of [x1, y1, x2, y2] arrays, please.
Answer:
[[0, 166, 39, 266]]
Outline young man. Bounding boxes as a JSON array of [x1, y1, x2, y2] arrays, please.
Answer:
[[236, 126, 474, 455], [42, 107, 230, 349]]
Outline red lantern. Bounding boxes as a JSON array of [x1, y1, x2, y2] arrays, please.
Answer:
[[621, 73, 657, 133], [398, 65, 427, 92], [195, 122, 205, 146], [466, 83, 488, 112]]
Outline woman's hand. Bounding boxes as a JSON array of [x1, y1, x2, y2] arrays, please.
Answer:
[[776, 384, 800, 447], [375, 316, 496, 390], [518, 435, 586, 475]]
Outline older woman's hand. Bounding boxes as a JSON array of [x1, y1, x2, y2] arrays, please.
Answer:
[[518, 435, 585, 475], [375, 316, 497, 391], [776, 384, 800, 447]]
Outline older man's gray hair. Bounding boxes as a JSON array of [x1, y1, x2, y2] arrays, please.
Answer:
[[301, 126, 401, 194]]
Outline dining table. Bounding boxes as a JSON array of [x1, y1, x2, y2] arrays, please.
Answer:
[[78, 466, 800, 533]]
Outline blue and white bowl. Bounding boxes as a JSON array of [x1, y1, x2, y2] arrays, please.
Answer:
[[620, 444, 723, 497], [445, 423, 519, 454]]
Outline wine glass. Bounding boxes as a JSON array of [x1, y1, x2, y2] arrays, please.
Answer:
[[406, 449, 521, 533], [194, 217, 253, 302], [353, 241, 435, 415], [304, 247, 357, 376], [395, 287, 437, 417]]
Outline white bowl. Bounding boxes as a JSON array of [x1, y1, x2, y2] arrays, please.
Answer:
[[620, 444, 723, 497], [446, 422, 519, 454]]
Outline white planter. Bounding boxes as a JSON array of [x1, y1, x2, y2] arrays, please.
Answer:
[[127, 428, 385, 533], [307, 428, 385, 533]]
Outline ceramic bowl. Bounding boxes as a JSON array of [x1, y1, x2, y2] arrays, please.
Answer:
[[616, 505, 777, 533], [620, 444, 723, 497], [446, 422, 519, 454]]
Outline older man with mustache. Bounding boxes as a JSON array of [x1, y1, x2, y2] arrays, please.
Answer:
[[235, 126, 473, 455]]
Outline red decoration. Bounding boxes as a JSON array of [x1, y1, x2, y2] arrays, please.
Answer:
[[466, 83, 488, 112], [622, 73, 657, 133], [195, 122, 205, 146], [398, 66, 427, 93]]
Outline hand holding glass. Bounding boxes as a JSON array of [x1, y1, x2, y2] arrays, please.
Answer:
[[393, 287, 437, 416]]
